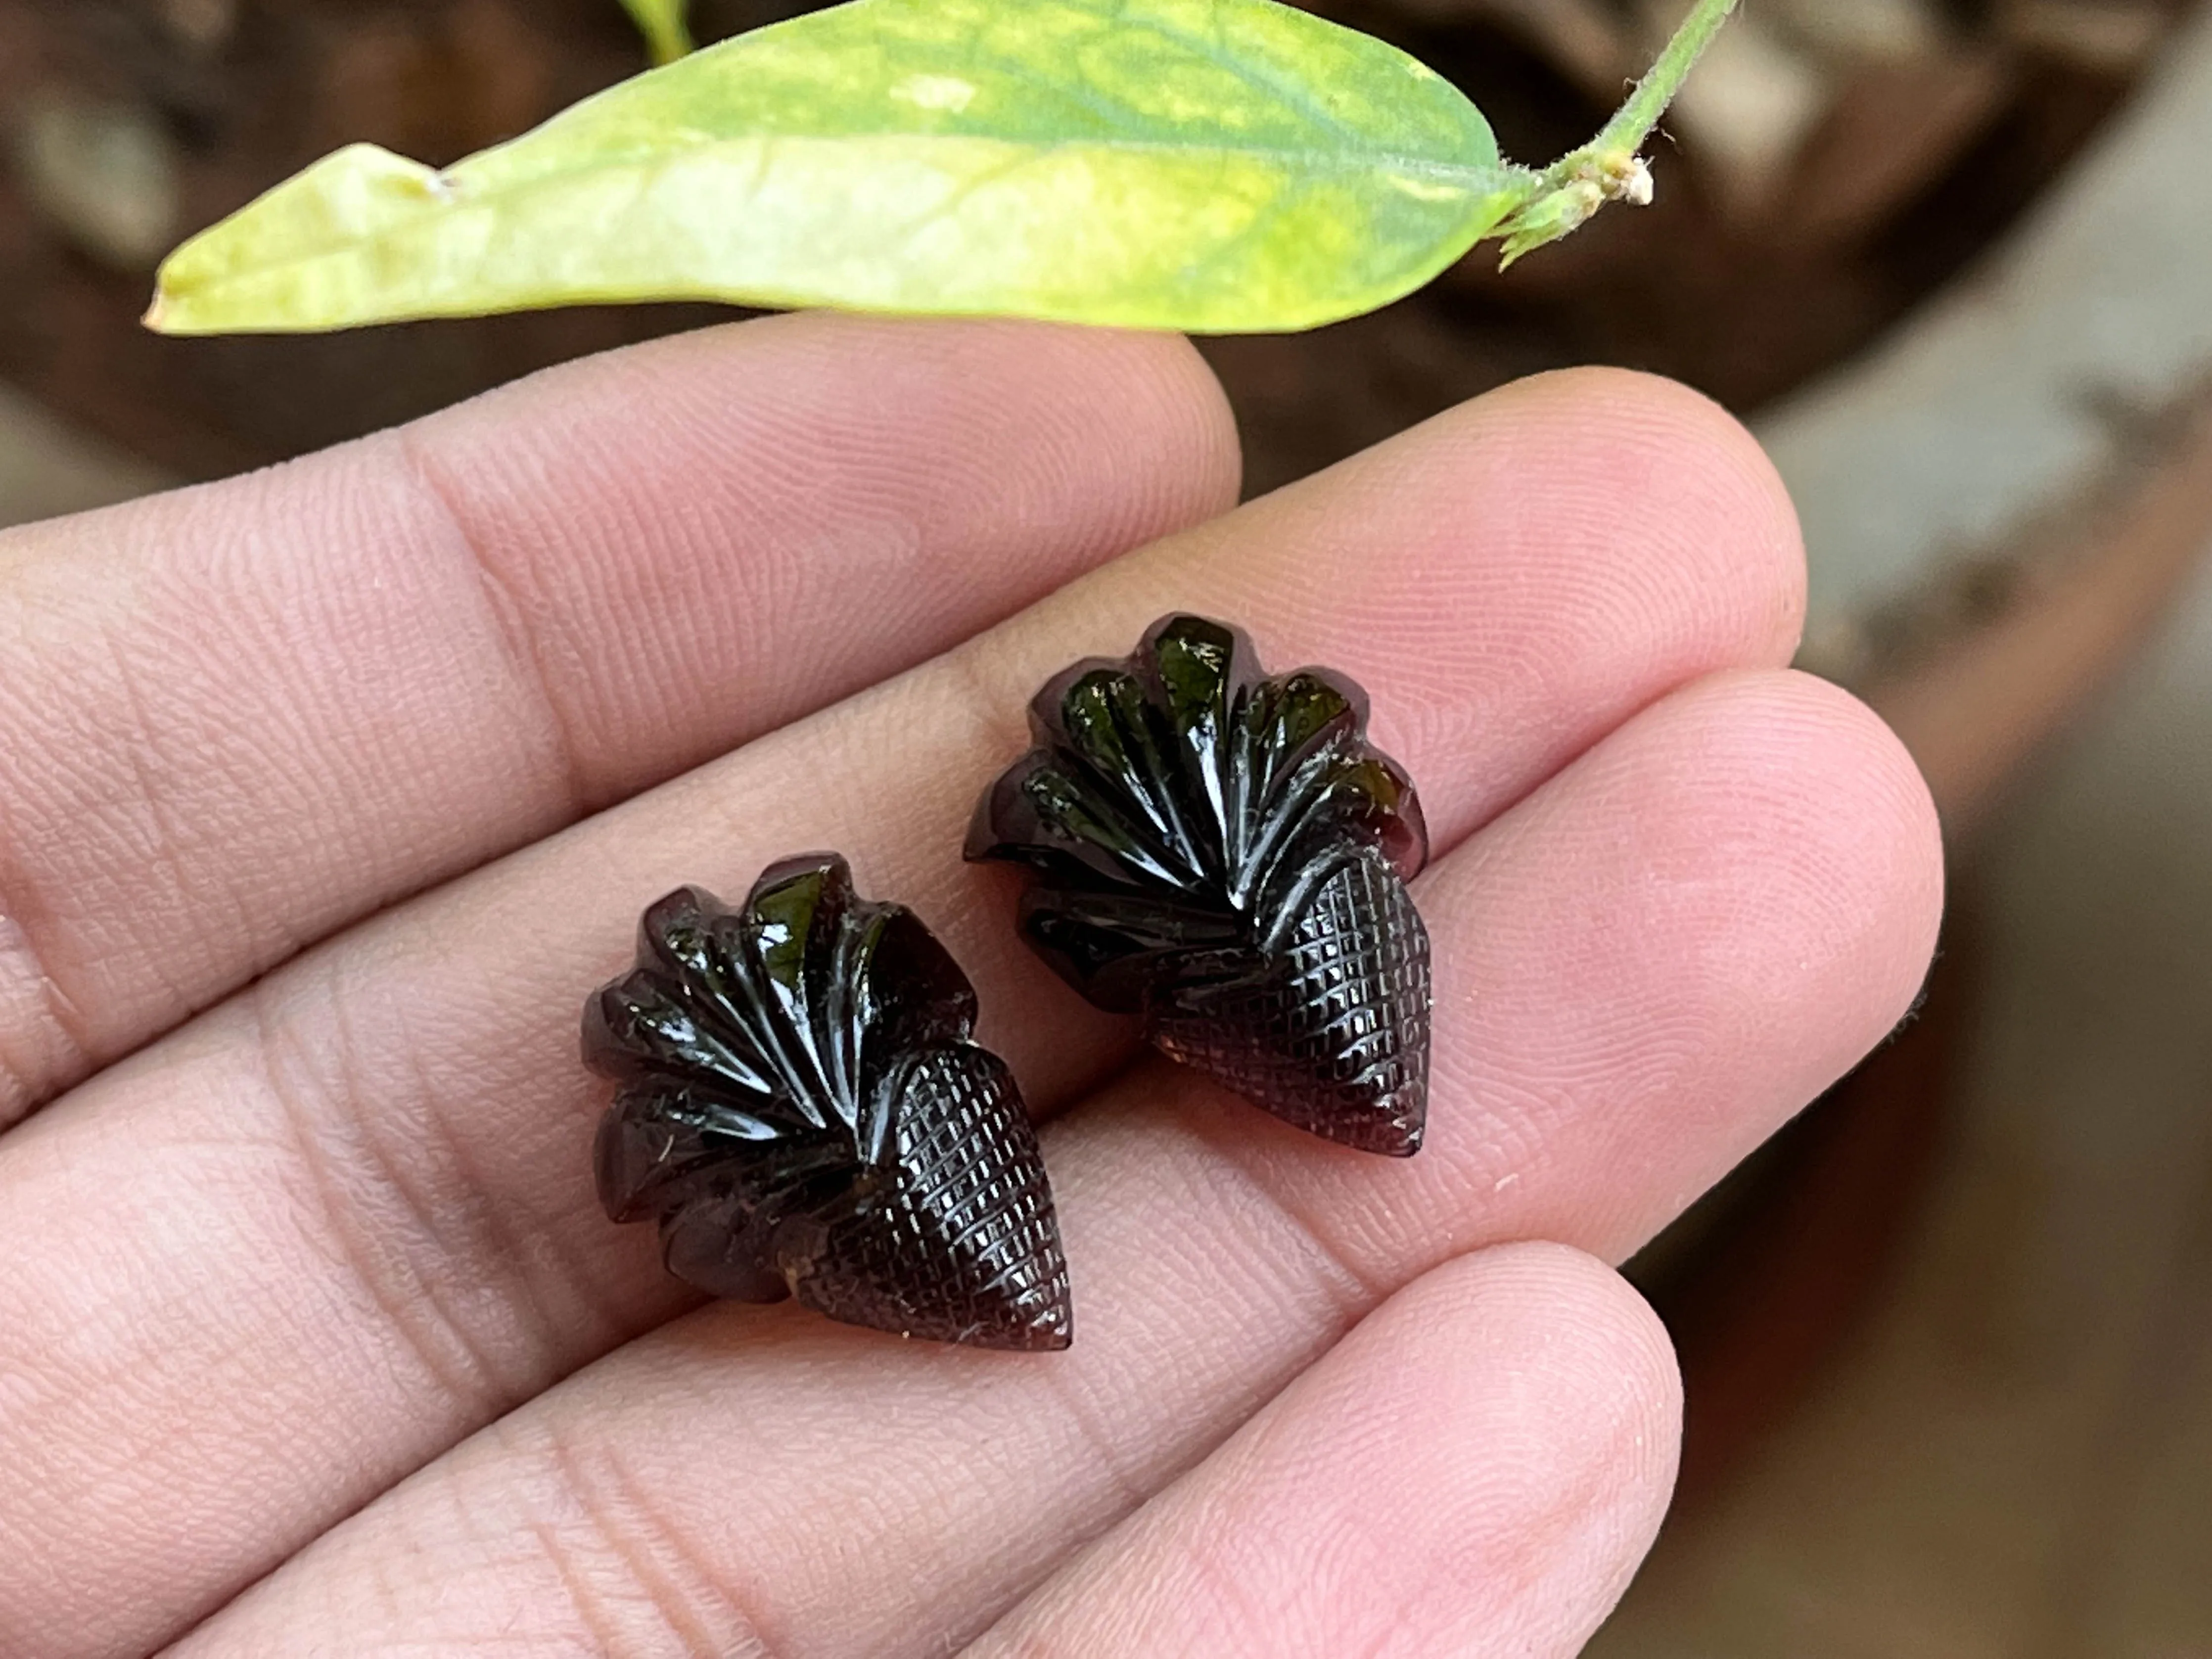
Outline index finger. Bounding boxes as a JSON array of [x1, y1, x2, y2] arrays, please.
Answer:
[[0, 315, 1238, 1122]]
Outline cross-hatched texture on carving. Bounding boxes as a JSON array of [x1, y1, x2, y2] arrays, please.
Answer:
[[1152, 849, 1431, 1155], [969, 614, 1433, 1155], [801, 1047, 1071, 1348]]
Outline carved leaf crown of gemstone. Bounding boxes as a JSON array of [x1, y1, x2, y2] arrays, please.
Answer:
[[967, 614, 1433, 1156], [583, 853, 1070, 1349]]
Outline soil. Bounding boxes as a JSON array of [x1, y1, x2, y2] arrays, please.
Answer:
[[0, 0, 2172, 492]]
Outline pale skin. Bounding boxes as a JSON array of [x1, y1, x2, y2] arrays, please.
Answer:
[[0, 316, 1941, 1657]]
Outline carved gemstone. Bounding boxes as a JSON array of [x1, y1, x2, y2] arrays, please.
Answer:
[[968, 614, 1433, 1156], [583, 855, 1071, 1349]]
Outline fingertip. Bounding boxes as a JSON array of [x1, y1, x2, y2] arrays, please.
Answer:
[[1543, 669, 1945, 1210], [803, 316, 1247, 533], [1772, 667, 1946, 980], [1238, 1243, 1682, 1658], [1320, 1245, 1681, 1657], [1450, 366, 1808, 668], [1373, 1241, 1684, 1509], [744, 318, 1245, 543], [1061, 326, 1244, 527], [1680, 668, 1946, 1033], [1218, 366, 1808, 822]]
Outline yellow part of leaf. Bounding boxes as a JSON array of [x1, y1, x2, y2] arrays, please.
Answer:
[[148, 0, 1522, 337]]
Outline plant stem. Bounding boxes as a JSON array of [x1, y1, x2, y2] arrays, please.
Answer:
[[1581, 0, 1740, 168], [619, 0, 695, 66], [1489, 0, 1739, 263]]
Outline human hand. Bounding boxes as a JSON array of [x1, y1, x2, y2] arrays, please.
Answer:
[[0, 317, 1940, 1657]]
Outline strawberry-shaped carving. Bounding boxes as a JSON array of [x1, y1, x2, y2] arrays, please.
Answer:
[[968, 615, 1432, 1156], [584, 855, 1071, 1349]]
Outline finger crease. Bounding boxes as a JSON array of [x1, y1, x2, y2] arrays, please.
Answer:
[[1172, 1100, 1387, 1319], [323, 980, 550, 1403], [389, 1015, 575, 1388], [0, 875, 91, 1126], [1187, 1521, 1283, 1652], [246, 977, 507, 1420], [100, 612, 255, 987], [939, 633, 1039, 774], [393, 430, 591, 820], [525, 1510, 637, 1659], [1031, 1356, 1150, 1521], [0, 615, 241, 1119], [537, 1416, 787, 1659]]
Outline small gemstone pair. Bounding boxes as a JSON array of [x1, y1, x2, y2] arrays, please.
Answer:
[[582, 614, 1434, 1350]]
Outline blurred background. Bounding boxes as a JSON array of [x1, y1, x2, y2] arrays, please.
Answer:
[[5, 1, 2212, 1650]]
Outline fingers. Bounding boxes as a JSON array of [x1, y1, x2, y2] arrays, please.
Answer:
[[0, 314, 1237, 1121], [167, 669, 1936, 1659], [0, 369, 1805, 1658], [1257, 669, 1947, 1274], [968, 1245, 1680, 1659]]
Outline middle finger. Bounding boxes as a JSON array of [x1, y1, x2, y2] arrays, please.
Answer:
[[0, 371, 1801, 1659], [176, 668, 1937, 1658]]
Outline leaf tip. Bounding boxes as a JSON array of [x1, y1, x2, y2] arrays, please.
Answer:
[[141, 278, 203, 335]]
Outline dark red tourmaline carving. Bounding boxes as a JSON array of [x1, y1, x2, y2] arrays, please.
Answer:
[[967, 614, 1433, 1157], [584, 855, 1071, 1349]]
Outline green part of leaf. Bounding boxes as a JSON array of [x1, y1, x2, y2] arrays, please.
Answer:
[[147, 0, 1525, 337], [618, 0, 695, 66]]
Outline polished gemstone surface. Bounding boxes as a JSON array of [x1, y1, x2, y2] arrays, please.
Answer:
[[584, 855, 1071, 1349], [968, 614, 1433, 1156]]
